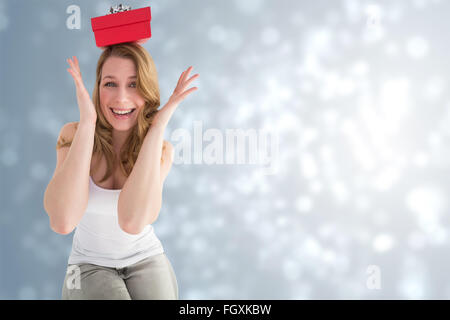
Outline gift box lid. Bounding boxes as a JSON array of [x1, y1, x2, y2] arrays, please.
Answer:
[[91, 6, 151, 31]]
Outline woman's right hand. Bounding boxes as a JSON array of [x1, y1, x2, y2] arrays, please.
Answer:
[[67, 56, 97, 125]]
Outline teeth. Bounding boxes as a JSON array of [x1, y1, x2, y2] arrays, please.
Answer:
[[112, 108, 134, 115]]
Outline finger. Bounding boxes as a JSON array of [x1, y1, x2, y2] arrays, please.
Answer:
[[67, 68, 79, 84], [67, 67, 76, 79], [184, 73, 199, 86], [181, 66, 193, 84], [67, 58, 79, 76], [67, 68, 83, 89], [183, 66, 192, 82], [179, 74, 199, 92], [73, 56, 80, 71], [177, 71, 185, 87], [67, 62, 78, 80], [177, 86, 198, 102], [67, 58, 74, 69], [67, 68, 79, 85], [176, 67, 194, 92]]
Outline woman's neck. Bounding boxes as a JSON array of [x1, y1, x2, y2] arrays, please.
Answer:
[[112, 128, 132, 153]]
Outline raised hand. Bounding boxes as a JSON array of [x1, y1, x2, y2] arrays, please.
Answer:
[[67, 56, 97, 124], [151, 66, 199, 130]]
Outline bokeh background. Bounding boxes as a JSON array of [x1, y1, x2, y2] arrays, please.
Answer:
[[1, 0, 450, 299]]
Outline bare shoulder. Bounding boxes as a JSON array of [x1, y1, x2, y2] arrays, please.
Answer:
[[161, 140, 174, 163], [163, 140, 173, 150], [52, 121, 80, 178], [61, 121, 78, 137], [56, 121, 79, 149]]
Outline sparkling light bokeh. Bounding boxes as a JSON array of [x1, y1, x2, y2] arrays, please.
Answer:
[[2, 0, 450, 299]]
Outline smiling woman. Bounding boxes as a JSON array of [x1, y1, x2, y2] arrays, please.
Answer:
[[90, 44, 162, 183], [100, 57, 142, 130], [43, 2, 200, 300], [56, 43, 162, 183], [48, 42, 180, 300]]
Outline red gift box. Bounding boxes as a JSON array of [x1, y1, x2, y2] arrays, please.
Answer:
[[91, 6, 152, 48]]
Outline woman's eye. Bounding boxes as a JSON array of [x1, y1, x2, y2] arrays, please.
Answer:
[[104, 82, 136, 88]]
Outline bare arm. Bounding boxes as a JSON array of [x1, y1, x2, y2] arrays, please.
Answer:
[[117, 127, 165, 234], [117, 66, 198, 234], [44, 55, 98, 235], [43, 120, 96, 234]]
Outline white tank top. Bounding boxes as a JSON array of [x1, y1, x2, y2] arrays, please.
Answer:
[[67, 175, 164, 268]]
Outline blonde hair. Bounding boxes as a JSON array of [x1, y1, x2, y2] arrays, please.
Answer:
[[57, 42, 160, 183]]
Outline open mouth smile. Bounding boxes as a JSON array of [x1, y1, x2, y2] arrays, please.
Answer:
[[110, 108, 136, 119]]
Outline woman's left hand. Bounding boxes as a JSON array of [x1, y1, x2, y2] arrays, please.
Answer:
[[151, 66, 199, 130]]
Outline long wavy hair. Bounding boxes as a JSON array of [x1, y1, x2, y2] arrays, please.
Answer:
[[57, 42, 160, 183]]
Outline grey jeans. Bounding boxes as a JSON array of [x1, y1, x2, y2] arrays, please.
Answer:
[[61, 253, 178, 300]]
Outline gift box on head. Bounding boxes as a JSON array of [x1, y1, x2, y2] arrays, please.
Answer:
[[91, 5, 152, 48]]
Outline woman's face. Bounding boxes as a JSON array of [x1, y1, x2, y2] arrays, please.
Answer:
[[99, 56, 145, 131]]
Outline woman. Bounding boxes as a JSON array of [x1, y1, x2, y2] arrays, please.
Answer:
[[43, 42, 199, 299]]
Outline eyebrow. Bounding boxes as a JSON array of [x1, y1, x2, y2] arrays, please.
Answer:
[[102, 75, 137, 80]]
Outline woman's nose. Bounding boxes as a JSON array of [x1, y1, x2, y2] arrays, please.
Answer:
[[114, 86, 129, 104]]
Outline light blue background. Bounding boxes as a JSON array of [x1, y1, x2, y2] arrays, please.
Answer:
[[1, 0, 450, 299]]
